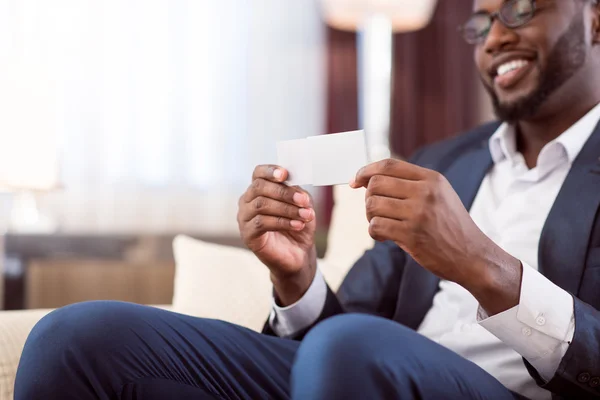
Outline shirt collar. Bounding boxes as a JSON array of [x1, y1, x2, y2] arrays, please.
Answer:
[[489, 123, 516, 164], [488, 101, 600, 165]]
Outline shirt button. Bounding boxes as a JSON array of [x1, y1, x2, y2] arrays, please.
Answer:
[[589, 377, 600, 388], [535, 316, 546, 326], [578, 372, 591, 383], [521, 327, 532, 337]]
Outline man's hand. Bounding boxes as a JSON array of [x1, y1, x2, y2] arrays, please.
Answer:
[[350, 159, 522, 315], [238, 165, 317, 306]]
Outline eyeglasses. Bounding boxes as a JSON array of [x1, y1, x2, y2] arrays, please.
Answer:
[[461, 0, 600, 45], [460, 0, 538, 45]]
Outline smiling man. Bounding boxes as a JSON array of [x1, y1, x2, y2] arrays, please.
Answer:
[[14, 0, 600, 399]]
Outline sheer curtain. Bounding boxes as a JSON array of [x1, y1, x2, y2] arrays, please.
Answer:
[[0, 0, 325, 234]]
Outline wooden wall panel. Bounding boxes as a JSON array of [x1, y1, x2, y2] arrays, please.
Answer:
[[26, 260, 174, 309]]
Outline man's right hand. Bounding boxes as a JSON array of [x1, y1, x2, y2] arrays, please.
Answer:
[[237, 165, 317, 306]]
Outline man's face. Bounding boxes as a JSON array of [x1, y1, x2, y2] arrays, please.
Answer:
[[474, 0, 591, 121]]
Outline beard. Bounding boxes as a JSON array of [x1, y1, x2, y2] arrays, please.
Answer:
[[483, 12, 588, 122]]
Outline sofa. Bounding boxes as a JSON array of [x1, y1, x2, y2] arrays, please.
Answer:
[[0, 185, 374, 400]]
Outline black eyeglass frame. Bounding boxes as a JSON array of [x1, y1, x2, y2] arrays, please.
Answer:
[[459, 0, 538, 45], [459, 0, 600, 45]]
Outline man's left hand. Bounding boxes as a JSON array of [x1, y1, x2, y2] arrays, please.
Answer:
[[350, 159, 521, 306]]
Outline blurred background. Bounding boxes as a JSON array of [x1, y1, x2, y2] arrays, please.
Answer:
[[0, 0, 493, 311]]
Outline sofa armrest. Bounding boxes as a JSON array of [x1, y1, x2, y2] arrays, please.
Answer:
[[0, 309, 53, 400], [0, 305, 172, 400]]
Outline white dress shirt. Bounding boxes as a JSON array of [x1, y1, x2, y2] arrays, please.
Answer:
[[269, 102, 600, 399]]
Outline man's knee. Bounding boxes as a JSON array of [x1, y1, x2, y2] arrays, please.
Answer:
[[292, 314, 418, 399], [21, 301, 144, 360], [14, 301, 157, 399], [296, 313, 414, 365], [292, 314, 418, 378]]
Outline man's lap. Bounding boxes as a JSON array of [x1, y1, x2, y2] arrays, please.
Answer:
[[15, 301, 298, 400], [15, 301, 522, 400]]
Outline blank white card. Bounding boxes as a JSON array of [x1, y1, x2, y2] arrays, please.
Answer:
[[276, 130, 368, 186]]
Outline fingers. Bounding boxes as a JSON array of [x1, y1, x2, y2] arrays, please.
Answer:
[[245, 215, 307, 240], [364, 175, 419, 200], [239, 165, 315, 240], [365, 195, 410, 222], [242, 195, 314, 223], [351, 159, 427, 188], [252, 164, 288, 182], [368, 216, 407, 243], [242, 178, 311, 207]]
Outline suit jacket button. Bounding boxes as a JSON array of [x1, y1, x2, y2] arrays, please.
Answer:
[[589, 377, 600, 388], [578, 373, 591, 383]]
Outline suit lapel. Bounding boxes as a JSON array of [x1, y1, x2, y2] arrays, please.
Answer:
[[538, 126, 600, 295], [393, 141, 494, 329]]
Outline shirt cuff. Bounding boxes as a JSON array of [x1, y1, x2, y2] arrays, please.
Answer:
[[268, 266, 327, 337], [478, 262, 575, 381]]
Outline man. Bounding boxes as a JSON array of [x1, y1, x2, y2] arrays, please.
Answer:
[[14, 0, 600, 399]]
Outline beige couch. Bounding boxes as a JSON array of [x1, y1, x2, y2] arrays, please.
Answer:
[[0, 186, 374, 400]]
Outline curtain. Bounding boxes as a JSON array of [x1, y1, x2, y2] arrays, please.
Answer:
[[0, 0, 326, 234], [390, 0, 482, 158]]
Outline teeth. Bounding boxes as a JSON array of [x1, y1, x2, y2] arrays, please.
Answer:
[[497, 60, 529, 77]]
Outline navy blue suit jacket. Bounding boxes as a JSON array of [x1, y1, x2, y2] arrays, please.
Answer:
[[264, 121, 600, 399]]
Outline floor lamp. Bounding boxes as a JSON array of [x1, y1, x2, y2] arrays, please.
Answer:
[[321, 0, 438, 161]]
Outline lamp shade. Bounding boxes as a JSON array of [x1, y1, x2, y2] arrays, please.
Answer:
[[322, 0, 438, 33]]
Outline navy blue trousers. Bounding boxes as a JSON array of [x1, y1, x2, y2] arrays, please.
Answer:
[[15, 301, 522, 399]]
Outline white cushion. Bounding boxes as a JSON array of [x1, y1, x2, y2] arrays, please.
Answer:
[[172, 236, 273, 332]]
